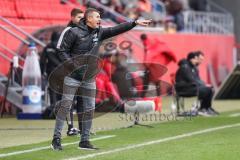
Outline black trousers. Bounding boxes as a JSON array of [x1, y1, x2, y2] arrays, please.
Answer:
[[49, 88, 62, 107], [47, 87, 62, 118], [198, 86, 214, 109]]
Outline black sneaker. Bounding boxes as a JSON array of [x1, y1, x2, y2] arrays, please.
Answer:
[[198, 108, 212, 117], [67, 128, 80, 136], [51, 138, 62, 151], [207, 107, 219, 115], [79, 141, 99, 150]]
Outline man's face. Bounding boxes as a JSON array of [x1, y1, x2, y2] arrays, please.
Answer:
[[87, 12, 101, 29], [71, 13, 84, 24], [190, 57, 199, 66], [197, 54, 204, 65]]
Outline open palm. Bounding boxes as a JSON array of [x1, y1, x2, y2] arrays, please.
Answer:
[[136, 19, 152, 26]]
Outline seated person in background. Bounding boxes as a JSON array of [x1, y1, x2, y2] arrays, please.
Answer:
[[175, 52, 219, 116], [194, 51, 209, 86], [195, 51, 219, 115]]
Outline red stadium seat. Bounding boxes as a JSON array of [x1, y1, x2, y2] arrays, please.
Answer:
[[13, 0, 76, 20], [0, 0, 18, 17], [0, 0, 85, 75]]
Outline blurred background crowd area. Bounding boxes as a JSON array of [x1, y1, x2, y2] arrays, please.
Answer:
[[88, 0, 208, 32]]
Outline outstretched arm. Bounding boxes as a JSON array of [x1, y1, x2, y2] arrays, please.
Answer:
[[101, 19, 152, 40]]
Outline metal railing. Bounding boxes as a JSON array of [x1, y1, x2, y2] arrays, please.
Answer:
[[0, 15, 47, 69], [208, 0, 230, 14], [0, 43, 24, 69], [0, 15, 47, 71], [0, 51, 12, 62], [0, 16, 46, 47], [0, 25, 29, 45], [85, 0, 234, 36], [182, 11, 234, 35]]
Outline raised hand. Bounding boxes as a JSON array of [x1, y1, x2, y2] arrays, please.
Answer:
[[135, 19, 153, 26]]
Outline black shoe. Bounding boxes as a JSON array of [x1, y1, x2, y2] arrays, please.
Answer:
[[207, 107, 219, 115], [79, 141, 99, 150], [67, 128, 80, 136], [198, 108, 212, 117], [51, 137, 62, 151]]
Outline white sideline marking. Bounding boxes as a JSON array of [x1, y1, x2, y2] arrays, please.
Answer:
[[0, 135, 116, 158], [66, 123, 240, 160], [229, 113, 240, 117]]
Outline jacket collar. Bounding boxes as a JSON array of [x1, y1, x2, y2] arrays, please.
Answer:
[[78, 18, 99, 33], [178, 59, 196, 69]]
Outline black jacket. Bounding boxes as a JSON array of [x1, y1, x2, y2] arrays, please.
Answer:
[[57, 19, 137, 60], [175, 59, 200, 96], [57, 19, 137, 80], [67, 21, 77, 27], [40, 41, 61, 77], [194, 65, 206, 86]]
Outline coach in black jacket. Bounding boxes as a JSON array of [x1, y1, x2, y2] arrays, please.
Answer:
[[175, 52, 218, 117], [175, 58, 198, 96], [51, 8, 152, 151]]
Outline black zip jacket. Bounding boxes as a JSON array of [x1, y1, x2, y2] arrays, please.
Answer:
[[40, 41, 61, 77], [56, 19, 137, 81], [175, 59, 199, 96]]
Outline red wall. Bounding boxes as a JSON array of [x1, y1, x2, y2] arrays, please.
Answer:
[[0, 29, 235, 86], [0, 26, 36, 75], [117, 32, 235, 85]]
